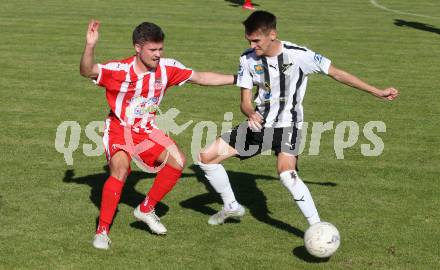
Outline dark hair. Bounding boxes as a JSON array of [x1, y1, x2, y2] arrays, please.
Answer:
[[132, 22, 165, 45], [242, 11, 277, 34]]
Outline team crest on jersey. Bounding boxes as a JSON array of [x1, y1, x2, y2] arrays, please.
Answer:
[[254, 64, 264, 74], [264, 81, 271, 90], [281, 62, 293, 73], [154, 79, 163, 90]]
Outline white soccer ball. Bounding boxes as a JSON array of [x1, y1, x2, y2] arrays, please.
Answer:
[[304, 221, 341, 258]]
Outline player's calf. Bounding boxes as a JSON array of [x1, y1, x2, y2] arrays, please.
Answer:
[[135, 164, 182, 234], [279, 170, 320, 225]]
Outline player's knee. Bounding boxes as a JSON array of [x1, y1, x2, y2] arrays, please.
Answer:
[[177, 152, 186, 169], [198, 152, 206, 163], [277, 157, 297, 174], [110, 166, 130, 181], [168, 151, 186, 170], [109, 151, 130, 180], [199, 152, 215, 164], [277, 164, 291, 174]]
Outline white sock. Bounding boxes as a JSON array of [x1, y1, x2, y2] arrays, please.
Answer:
[[279, 170, 320, 225], [198, 162, 239, 211]]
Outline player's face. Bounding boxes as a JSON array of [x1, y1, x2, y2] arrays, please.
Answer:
[[245, 29, 277, 56], [135, 41, 164, 70]]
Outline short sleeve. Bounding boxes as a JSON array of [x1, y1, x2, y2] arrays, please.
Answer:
[[166, 59, 193, 87], [93, 63, 116, 88], [297, 48, 331, 75], [236, 56, 253, 89]]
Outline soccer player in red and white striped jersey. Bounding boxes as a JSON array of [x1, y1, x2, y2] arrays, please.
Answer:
[[80, 20, 234, 250]]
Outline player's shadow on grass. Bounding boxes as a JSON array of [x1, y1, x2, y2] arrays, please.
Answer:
[[63, 166, 195, 233], [181, 164, 336, 239], [224, 0, 260, 8], [394, 19, 440, 35]]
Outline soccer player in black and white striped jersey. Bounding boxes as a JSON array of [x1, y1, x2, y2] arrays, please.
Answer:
[[198, 11, 398, 227]]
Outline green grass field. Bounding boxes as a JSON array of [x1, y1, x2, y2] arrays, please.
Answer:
[[1, 0, 439, 269]]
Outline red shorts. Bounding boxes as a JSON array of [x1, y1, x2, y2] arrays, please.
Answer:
[[103, 117, 176, 167]]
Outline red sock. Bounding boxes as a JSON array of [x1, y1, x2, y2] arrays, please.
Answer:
[[96, 176, 124, 234], [140, 165, 182, 212]]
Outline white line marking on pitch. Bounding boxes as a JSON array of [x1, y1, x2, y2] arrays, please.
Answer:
[[369, 0, 440, 19]]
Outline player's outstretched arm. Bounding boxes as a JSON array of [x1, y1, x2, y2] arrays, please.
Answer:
[[188, 71, 234, 86], [80, 19, 100, 79], [328, 65, 399, 101]]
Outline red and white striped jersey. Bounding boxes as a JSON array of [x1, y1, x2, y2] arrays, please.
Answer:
[[94, 55, 193, 133]]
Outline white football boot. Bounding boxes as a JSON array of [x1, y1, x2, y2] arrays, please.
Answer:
[[133, 205, 167, 235], [208, 204, 246, 225], [92, 231, 111, 250]]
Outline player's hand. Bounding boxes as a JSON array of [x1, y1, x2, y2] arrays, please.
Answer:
[[247, 111, 263, 132], [377, 87, 399, 101], [86, 19, 100, 47]]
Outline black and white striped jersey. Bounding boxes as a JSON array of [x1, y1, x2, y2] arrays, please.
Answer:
[[236, 41, 331, 128]]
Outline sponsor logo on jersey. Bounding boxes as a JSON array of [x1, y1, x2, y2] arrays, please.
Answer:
[[126, 96, 159, 119], [269, 64, 277, 70], [254, 64, 264, 74], [314, 53, 323, 64]]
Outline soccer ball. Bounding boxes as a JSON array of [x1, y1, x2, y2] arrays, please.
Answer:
[[304, 222, 340, 258]]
